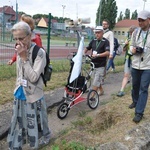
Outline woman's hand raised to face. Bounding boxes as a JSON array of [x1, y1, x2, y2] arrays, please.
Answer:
[[15, 41, 28, 61]]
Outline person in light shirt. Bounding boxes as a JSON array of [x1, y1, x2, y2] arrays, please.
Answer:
[[129, 10, 150, 123]]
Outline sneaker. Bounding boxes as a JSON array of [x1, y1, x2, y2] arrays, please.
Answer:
[[111, 68, 115, 72], [117, 91, 124, 97], [39, 134, 51, 148], [133, 114, 143, 123], [101, 79, 104, 85], [129, 102, 136, 109], [98, 90, 104, 96]]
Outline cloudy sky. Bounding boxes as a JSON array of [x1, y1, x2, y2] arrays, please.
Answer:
[[0, 0, 150, 27]]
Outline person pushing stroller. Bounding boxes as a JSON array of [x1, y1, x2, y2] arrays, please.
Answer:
[[84, 26, 110, 95]]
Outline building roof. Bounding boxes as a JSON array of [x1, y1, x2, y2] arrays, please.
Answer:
[[43, 18, 58, 24], [115, 19, 139, 28], [0, 6, 15, 15], [8, 14, 21, 21]]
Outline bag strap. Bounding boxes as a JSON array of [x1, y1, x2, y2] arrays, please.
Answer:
[[32, 45, 40, 63], [32, 45, 45, 86]]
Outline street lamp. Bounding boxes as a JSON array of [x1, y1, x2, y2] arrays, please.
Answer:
[[16, 0, 18, 23], [143, 0, 147, 10], [62, 5, 66, 19]]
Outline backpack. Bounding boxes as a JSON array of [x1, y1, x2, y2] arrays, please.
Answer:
[[116, 44, 123, 56], [114, 38, 123, 56], [32, 45, 52, 86]]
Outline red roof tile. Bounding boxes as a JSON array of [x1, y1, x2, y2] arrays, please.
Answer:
[[115, 19, 139, 28], [0, 6, 15, 15]]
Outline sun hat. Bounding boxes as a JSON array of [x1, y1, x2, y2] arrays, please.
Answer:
[[94, 26, 104, 32], [138, 10, 150, 20]]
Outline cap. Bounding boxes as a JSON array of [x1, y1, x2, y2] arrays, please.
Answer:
[[94, 26, 104, 32], [138, 10, 150, 20]]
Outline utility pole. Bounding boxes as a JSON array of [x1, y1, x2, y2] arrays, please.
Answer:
[[16, 0, 18, 23], [143, 0, 147, 10], [62, 5, 66, 21], [62, 5, 66, 33], [47, 13, 51, 56]]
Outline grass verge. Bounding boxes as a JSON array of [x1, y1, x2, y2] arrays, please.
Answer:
[[40, 90, 150, 150]]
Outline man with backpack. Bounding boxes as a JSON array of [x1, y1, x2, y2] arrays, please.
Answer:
[[106, 37, 119, 72], [7, 21, 51, 149]]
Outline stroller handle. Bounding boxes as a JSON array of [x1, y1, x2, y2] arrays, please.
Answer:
[[84, 55, 95, 69]]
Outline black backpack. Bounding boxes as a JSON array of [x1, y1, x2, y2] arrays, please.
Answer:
[[32, 45, 52, 86]]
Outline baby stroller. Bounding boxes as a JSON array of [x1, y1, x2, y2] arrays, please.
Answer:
[[57, 52, 99, 119]]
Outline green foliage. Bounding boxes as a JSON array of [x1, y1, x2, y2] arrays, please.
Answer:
[[131, 10, 138, 20], [96, 0, 118, 29], [117, 9, 138, 21], [124, 8, 130, 19], [118, 11, 123, 22], [32, 14, 70, 23]]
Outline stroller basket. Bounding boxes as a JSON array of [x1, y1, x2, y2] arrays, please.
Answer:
[[66, 75, 87, 94]]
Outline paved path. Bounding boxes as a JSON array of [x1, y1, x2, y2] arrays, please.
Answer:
[[0, 71, 125, 149]]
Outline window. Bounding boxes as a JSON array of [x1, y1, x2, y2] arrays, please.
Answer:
[[122, 31, 125, 35], [118, 31, 120, 35]]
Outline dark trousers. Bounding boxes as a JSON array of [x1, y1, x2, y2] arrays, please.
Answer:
[[131, 68, 150, 114]]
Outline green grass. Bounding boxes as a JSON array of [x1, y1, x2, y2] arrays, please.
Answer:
[[0, 55, 125, 105], [0, 64, 16, 79]]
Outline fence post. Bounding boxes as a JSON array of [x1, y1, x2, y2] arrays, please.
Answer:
[[47, 13, 51, 56], [2, 6, 5, 41]]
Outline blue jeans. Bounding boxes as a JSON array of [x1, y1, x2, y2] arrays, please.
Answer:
[[131, 68, 150, 114], [106, 51, 116, 71]]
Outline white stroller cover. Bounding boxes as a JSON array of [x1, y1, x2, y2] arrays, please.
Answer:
[[69, 36, 84, 83]]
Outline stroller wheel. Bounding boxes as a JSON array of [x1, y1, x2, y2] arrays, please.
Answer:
[[57, 103, 69, 119], [87, 90, 99, 109]]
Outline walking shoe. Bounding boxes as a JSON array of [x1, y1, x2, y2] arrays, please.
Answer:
[[98, 90, 104, 96], [101, 79, 104, 85], [117, 91, 124, 97], [129, 102, 136, 109], [133, 114, 143, 123], [111, 68, 115, 72], [39, 134, 51, 148]]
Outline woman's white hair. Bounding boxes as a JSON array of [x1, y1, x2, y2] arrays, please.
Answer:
[[11, 21, 31, 35]]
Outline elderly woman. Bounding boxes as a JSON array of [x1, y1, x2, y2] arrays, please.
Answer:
[[7, 21, 51, 150]]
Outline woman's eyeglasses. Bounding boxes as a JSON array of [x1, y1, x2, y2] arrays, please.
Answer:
[[13, 34, 29, 41]]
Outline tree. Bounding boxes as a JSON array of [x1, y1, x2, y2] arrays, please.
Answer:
[[117, 11, 123, 22], [96, 0, 118, 29], [33, 14, 49, 19], [131, 10, 138, 20], [124, 8, 130, 19]]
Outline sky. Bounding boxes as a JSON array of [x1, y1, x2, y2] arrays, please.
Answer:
[[0, 0, 150, 27]]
